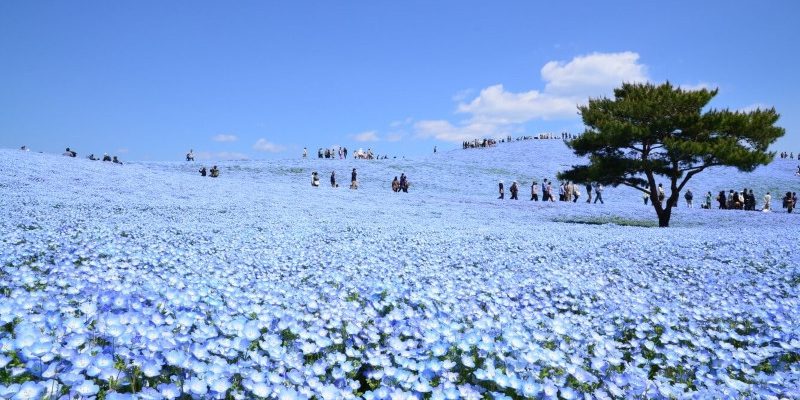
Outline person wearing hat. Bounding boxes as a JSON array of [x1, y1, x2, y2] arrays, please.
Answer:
[[350, 168, 358, 189], [498, 181, 504, 199]]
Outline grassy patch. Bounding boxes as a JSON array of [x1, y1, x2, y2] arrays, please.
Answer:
[[553, 216, 658, 228]]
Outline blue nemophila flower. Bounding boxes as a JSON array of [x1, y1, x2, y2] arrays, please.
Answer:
[[12, 381, 44, 400], [74, 379, 100, 396]]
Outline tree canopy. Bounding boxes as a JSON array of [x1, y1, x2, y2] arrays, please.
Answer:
[[558, 82, 784, 227]]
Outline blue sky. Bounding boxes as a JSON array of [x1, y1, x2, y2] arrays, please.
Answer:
[[1, 1, 798, 161]]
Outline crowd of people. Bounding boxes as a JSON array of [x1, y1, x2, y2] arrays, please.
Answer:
[[463, 133, 580, 150], [498, 179, 605, 204], [638, 184, 797, 213], [305, 168, 413, 193], [60, 147, 124, 164]]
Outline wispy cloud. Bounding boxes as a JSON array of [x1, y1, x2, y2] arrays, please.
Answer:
[[737, 103, 772, 113], [253, 138, 285, 153], [678, 82, 715, 91], [212, 134, 238, 142], [352, 131, 380, 142], [415, 51, 650, 142]]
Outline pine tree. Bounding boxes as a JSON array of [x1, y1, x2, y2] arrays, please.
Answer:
[[558, 82, 784, 227]]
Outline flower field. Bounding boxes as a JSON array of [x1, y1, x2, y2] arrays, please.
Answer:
[[1, 142, 798, 399]]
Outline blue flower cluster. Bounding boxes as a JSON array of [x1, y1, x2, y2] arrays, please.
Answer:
[[0, 146, 798, 399]]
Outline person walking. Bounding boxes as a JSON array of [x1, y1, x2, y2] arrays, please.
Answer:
[[593, 183, 604, 204], [657, 183, 665, 206], [510, 181, 518, 200], [541, 179, 548, 202], [585, 183, 592, 203], [684, 190, 693, 208], [498, 181, 505, 199], [763, 192, 772, 211], [330, 171, 336, 187], [303, 148, 308, 158], [704, 191, 712, 209], [350, 168, 358, 189], [530, 181, 539, 201]]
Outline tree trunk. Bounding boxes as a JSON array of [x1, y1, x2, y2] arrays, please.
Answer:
[[656, 206, 672, 227]]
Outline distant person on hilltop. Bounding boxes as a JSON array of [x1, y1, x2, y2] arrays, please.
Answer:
[[433, 146, 437, 154], [392, 176, 400, 192], [87, 154, 98, 161], [186, 150, 194, 162], [343, 147, 348, 159], [63, 147, 77, 157], [510, 181, 518, 200], [103, 153, 112, 162], [350, 168, 358, 189], [498, 181, 504, 199], [530, 181, 538, 201], [112, 156, 122, 165], [303, 147, 308, 158], [199, 166, 207, 177], [210, 165, 220, 178], [330, 171, 337, 187], [20, 145, 29, 151]]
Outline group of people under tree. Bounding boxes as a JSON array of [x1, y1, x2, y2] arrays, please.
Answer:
[[498, 179, 604, 204], [779, 151, 797, 159], [198, 166, 219, 178]]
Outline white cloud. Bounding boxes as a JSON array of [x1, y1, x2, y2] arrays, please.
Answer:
[[389, 117, 414, 128], [196, 151, 249, 160], [352, 131, 380, 142], [737, 103, 772, 113], [679, 82, 715, 91], [457, 84, 578, 123], [385, 133, 404, 142], [541, 51, 648, 95], [415, 120, 513, 142], [212, 134, 238, 142], [253, 138, 285, 153], [415, 51, 650, 142]]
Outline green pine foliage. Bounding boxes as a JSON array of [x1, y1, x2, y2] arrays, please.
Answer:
[[559, 82, 784, 227]]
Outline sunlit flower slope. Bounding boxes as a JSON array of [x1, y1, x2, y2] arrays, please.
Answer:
[[1, 141, 798, 399]]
